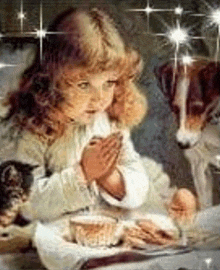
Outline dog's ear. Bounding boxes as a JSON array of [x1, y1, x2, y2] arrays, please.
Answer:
[[154, 63, 176, 98], [199, 62, 220, 117], [199, 62, 220, 96]]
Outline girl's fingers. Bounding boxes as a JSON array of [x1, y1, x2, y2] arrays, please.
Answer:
[[100, 137, 118, 150], [104, 150, 120, 169], [88, 136, 103, 145], [124, 236, 147, 249], [101, 140, 122, 158], [101, 133, 123, 150], [102, 143, 121, 160], [100, 139, 122, 158]]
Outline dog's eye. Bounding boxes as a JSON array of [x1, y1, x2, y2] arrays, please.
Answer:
[[172, 105, 180, 114], [190, 104, 204, 114]]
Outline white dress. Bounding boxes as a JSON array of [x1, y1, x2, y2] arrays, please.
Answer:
[[0, 110, 172, 269]]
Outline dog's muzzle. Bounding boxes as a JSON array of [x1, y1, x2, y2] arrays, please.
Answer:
[[176, 129, 202, 149]]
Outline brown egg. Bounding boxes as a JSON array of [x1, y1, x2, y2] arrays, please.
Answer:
[[168, 188, 198, 223]]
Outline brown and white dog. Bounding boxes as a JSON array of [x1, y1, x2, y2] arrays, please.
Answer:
[[155, 61, 220, 209]]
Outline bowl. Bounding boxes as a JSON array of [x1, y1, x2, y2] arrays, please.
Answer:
[[69, 215, 122, 247]]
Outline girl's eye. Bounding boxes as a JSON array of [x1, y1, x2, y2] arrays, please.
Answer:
[[105, 80, 118, 88], [77, 82, 90, 89]]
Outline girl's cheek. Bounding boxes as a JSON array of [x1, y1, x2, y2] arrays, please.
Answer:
[[68, 88, 91, 101]]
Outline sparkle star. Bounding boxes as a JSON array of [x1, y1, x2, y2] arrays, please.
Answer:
[[210, 8, 220, 26], [204, 258, 213, 269], [36, 29, 47, 38], [18, 0, 25, 32], [174, 6, 183, 16], [169, 24, 190, 68], [216, 155, 220, 167], [144, 6, 153, 14], [190, 4, 220, 62], [27, 2, 47, 61], [208, 7, 220, 61], [156, 21, 190, 69], [126, 0, 173, 32], [0, 63, 17, 69], [181, 54, 194, 65], [24, 2, 67, 62], [18, 12, 25, 19], [181, 54, 196, 74], [168, 24, 189, 46]]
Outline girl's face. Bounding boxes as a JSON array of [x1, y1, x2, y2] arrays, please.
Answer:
[[59, 69, 118, 124]]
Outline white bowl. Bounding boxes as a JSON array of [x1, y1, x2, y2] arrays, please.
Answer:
[[69, 215, 121, 247]]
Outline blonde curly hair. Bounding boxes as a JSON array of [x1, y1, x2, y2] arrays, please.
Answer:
[[4, 8, 147, 142]]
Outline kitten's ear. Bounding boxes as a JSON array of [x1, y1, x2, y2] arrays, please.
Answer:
[[154, 62, 176, 98], [25, 164, 39, 171], [2, 165, 18, 182]]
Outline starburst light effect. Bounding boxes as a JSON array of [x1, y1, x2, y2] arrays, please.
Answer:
[[168, 24, 189, 46], [204, 258, 213, 269], [156, 20, 190, 68], [181, 54, 194, 65], [4, 0, 220, 72], [22, 1, 68, 62], [0, 63, 17, 69], [210, 8, 220, 26], [181, 54, 196, 74], [36, 29, 47, 38], [38, 2, 44, 61], [174, 6, 183, 16], [209, 8, 220, 61], [17, 0, 26, 32], [127, 0, 175, 32], [216, 155, 220, 168]]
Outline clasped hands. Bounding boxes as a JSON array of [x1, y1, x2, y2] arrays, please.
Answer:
[[80, 132, 125, 200]]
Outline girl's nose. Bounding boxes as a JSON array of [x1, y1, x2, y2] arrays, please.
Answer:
[[91, 88, 102, 102]]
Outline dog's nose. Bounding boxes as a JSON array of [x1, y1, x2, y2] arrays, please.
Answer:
[[177, 141, 190, 149]]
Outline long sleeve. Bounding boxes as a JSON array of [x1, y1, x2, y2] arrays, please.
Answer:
[[16, 132, 94, 221], [100, 129, 150, 209]]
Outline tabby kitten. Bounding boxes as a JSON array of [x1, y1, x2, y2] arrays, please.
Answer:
[[0, 160, 37, 227]]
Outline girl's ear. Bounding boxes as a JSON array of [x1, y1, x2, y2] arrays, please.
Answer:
[[130, 57, 144, 81], [107, 82, 147, 127], [124, 49, 143, 82]]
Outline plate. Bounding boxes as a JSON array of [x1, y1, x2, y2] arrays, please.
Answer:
[[134, 245, 192, 257]]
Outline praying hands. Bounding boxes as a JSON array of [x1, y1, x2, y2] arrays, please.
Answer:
[[81, 132, 125, 200]]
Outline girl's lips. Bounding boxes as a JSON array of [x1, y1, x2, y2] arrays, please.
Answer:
[[86, 110, 97, 114]]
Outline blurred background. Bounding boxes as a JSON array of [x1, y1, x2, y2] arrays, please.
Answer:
[[0, 0, 218, 191]]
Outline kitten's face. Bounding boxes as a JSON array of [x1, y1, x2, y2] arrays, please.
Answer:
[[0, 161, 37, 211], [0, 161, 37, 226]]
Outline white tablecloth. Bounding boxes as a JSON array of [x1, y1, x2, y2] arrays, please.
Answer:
[[34, 205, 220, 270]]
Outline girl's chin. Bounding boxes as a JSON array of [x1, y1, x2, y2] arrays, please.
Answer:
[[72, 113, 97, 125]]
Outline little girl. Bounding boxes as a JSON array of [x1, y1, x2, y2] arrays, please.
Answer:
[[0, 7, 196, 270], [0, 8, 150, 222]]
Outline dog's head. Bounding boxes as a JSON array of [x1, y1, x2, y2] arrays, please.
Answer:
[[155, 61, 220, 149]]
